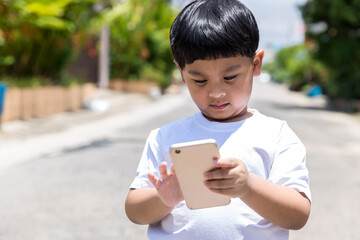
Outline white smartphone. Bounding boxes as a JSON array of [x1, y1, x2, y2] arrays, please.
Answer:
[[169, 139, 231, 210]]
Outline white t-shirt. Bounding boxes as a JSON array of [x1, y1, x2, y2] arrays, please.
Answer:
[[130, 110, 311, 240]]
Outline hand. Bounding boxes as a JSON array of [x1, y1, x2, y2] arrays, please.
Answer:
[[148, 162, 184, 208], [204, 158, 251, 198]]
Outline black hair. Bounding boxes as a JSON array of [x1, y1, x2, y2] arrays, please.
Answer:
[[170, 0, 259, 69]]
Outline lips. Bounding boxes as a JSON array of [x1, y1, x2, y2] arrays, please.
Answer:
[[210, 103, 229, 110]]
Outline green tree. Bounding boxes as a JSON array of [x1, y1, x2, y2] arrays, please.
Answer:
[[265, 44, 328, 91], [104, 0, 177, 89], [300, 0, 360, 100], [0, 0, 97, 85]]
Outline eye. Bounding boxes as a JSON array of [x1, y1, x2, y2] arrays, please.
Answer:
[[224, 74, 238, 81], [193, 79, 207, 85]]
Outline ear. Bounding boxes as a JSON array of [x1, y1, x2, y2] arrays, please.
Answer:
[[174, 60, 186, 84], [253, 49, 264, 77]]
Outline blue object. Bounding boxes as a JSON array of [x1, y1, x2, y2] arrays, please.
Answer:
[[306, 85, 322, 97], [0, 83, 7, 116]]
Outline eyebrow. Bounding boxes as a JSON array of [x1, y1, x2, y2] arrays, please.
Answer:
[[188, 64, 242, 76], [223, 64, 242, 74], [188, 70, 203, 76]]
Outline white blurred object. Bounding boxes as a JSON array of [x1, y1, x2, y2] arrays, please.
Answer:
[[149, 87, 161, 100], [259, 72, 271, 83], [84, 99, 110, 114]]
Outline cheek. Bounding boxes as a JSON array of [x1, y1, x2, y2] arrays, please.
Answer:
[[229, 84, 252, 102], [188, 87, 208, 107], [191, 91, 206, 103]]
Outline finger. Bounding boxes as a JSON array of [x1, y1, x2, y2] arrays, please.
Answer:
[[215, 158, 241, 168], [148, 172, 161, 188], [204, 178, 235, 189], [170, 164, 176, 176], [207, 186, 235, 196], [159, 162, 170, 181], [204, 168, 232, 180]]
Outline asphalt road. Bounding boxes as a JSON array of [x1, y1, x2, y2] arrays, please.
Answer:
[[0, 81, 359, 239]]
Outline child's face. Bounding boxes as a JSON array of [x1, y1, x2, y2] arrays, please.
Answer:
[[178, 51, 264, 122]]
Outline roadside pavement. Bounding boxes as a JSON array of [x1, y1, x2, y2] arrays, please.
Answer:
[[0, 79, 359, 239], [0, 85, 185, 173]]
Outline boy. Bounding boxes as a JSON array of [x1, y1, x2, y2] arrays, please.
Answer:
[[125, 0, 311, 239]]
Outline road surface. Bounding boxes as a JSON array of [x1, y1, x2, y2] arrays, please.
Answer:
[[0, 81, 359, 239]]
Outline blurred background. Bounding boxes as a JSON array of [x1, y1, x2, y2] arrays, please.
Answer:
[[1, 0, 360, 116], [0, 0, 359, 239]]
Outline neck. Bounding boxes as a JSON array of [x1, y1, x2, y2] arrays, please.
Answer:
[[203, 107, 254, 123]]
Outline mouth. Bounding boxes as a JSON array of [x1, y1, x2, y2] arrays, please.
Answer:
[[210, 103, 229, 110]]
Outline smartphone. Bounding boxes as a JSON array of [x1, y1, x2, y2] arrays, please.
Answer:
[[169, 139, 231, 210]]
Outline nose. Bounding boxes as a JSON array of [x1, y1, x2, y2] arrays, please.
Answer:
[[209, 85, 226, 99]]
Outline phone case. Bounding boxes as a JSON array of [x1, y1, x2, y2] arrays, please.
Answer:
[[170, 139, 231, 210]]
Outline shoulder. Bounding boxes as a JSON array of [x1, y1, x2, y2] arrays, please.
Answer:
[[146, 113, 199, 146], [252, 111, 304, 149], [159, 113, 196, 133], [245, 110, 304, 147], [148, 113, 195, 132], [248, 110, 287, 132]]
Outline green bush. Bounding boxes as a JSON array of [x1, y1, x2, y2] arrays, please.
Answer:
[[0, 76, 47, 88], [108, 0, 177, 90], [0, 0, 178, 90], [140, 66, 167, 89], [0, 0, 98, 86], [300, 0, 360, 100], [264, 44, 328, 91]]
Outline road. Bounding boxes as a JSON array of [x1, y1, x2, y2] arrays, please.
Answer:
[[0, 80, 359, 239]]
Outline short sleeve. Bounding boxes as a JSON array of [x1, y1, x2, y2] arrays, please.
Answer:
[[129, 129, 164, 189], [268, 122, 312, 202]]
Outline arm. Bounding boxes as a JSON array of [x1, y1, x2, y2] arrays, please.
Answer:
[[125, 162, 184, 225], [240, 173, 310, 230], [204, 158, 311, 230], [125, 188, 173, 225]]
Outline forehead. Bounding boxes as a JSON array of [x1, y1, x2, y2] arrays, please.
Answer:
[[183, 56, 253, 75]]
